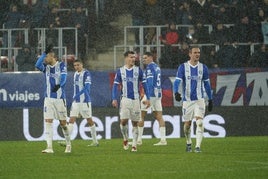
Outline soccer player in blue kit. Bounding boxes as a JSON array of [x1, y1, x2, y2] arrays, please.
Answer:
[[68, 59, 99, 146], [138, 52, 167, 146], [112, 51, 150, 152], [173, 46, 213, 153], [35, 44, 71, 153]]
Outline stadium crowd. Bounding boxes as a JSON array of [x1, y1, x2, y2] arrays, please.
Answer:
[[0, 0, 268, 70]]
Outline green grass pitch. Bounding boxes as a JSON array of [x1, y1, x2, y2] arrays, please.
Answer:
[[1, 137, 267, 179]]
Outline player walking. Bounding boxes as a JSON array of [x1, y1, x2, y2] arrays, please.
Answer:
[[138, 52, 167, 146], [112, 51, 150, 152], [173, 46, 213, 153], [68, 59, 99, 146], [35, 44, 71, 153]]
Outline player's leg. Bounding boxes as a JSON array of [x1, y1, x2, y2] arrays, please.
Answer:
[[120, 119, 129, 150], [137, 110, 146, 145], [153, 111, 167, 145], [184, 121, 192, 152], [68, 102, 79, 136], [57, 99, 71, 153], [42, 119, 54, 153], [195, 118, 204, 153], [87, 117, 99, 146], [182, 101, 194, 152], [138, 96, 147, 145], [120, 97, 131, 150], [152, 98, 167, 146], [131, 120, 138, 152], [130, 98, 142, 151], [59, 119, 71, 153], [80, 102, 99, 146], [194, 99, 206, 153], [42, 98, 54, 153]]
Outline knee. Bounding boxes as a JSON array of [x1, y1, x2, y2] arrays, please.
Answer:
[[184, 122, 191, 130], [196, 119, 203, 127]]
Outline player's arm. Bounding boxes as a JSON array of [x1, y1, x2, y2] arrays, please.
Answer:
[[52, 63, 67, 92], [111, 70, 121, 108], [73, 82, 90, 100], [173, 65, 184, 101], [203, 65, 213, 111], [35, 44, 53, 72], [35, 52, 46, 72]]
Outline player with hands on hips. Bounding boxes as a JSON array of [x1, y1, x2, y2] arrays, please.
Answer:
[[35, 44, 71, 153], [112, 51, 150, 152], [173, 46, 213, 153]]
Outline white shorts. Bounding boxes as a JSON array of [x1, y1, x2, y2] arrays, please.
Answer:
[[140, 96, 162, 112], [70, 102, 92, 118], [44, 97, 67, 120], [182, 99, 205, 122], [120, 97, 141, 121]]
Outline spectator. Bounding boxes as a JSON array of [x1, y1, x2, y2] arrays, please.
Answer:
[[179, 1, 193, 25], [211, 2, 232, 24], [71, 4, 89, 61], [210, 22, 230, 46], [159, 22, 180, 68], [161, 0, 181, 24], [249, 44, 268, 67], [2, 4, 24, 51], [182, 25, 198, 44], [129, 0, 147, 45], [189, 0, 212, 24], [233, 14, 255, 43], [44, 5, 62, 45], [193, 21, 210, 43], [30, 1, 49, 28], [214, 42, 239, 68], [176, 41, 189, 66], [16, 44, 36, 71]]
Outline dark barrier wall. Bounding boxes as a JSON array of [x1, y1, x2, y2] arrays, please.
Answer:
[[0, 107, 267, 141]]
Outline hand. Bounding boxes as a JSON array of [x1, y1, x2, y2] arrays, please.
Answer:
[[208, 99, 213, 112], [174, 92, 182, 102], [45, 44, 53, 54], [142, 99, 150, 109], [52, 84, 60, 92], [112, 100, 118, 108]]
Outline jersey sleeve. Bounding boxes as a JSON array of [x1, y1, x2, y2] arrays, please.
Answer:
[[59, 62, 67, 86], [112, 69, 121, 100], [203, 64, 213, 100], [35, 52, 46, 72], [173, 64, 184, 93]]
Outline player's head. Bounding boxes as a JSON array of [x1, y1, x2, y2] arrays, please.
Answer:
[[124, 51, 136, 67], [45, 52, 57, 65], [73, 59, 83, 72], [189, 46, 200, 63], [142, 51, 153, 65]]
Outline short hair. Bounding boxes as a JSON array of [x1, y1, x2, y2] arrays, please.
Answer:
[[189, 45, 200, 52], [143, 51, 153, 57], [73, 59, 83, 64], [124, 51, 135, 57]]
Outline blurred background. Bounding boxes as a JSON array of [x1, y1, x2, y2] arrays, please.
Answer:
[[0, 0, 267, 71], [0, 0, 267, 141]]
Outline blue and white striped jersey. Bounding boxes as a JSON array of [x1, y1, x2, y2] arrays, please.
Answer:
[[144, 62, 162, 98], [73, 69, 91, 102], [35, 53, 67, 99], [112, 66, 145, 100], [175, 61, 211, 101]]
